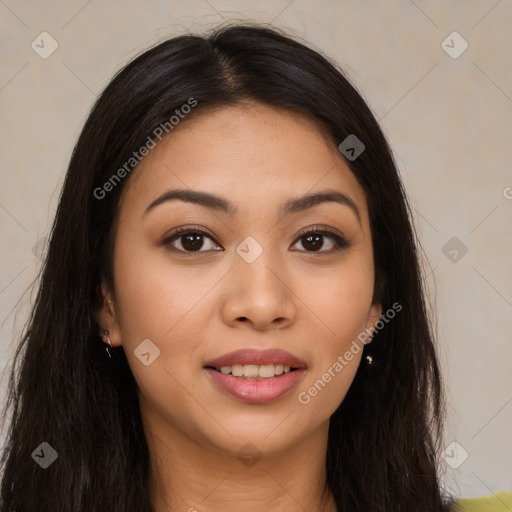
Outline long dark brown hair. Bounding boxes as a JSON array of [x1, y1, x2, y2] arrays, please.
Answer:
[[0, 22, 455, 511]]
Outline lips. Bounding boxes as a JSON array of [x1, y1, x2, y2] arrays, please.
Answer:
[[204, 348, 306, 369], [204, 348, 307, 404]]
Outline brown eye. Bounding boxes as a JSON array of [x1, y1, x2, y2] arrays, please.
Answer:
[[178, 232, 206, 252], [301, 233, 325, 251], [162, 226, 222, 253], [291, 228, 350, 253]]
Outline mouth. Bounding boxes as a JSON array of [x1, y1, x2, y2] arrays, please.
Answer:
[[203, 348, 307, 404]]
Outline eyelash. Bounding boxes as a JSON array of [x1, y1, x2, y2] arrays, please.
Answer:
[[161, 224, 350, 254]]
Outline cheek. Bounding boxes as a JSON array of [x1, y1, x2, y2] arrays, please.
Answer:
[[112, 228, 215, 340], [111, 234, 215, 428], [305, 248, 375, 341], [111, 230, 221, 384], [295, 252, 374, 410]]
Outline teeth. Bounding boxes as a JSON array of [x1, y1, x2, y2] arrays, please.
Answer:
[[231, 364, 243, 377], [216, 364, 295, 379], [244, 365, 259, 378], [258, 364, 275, 378]]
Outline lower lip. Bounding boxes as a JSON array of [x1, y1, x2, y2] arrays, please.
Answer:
[[205, 368, 305, 404]]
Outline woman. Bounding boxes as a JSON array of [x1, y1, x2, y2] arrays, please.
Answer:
[[0, 22, 495, 511]]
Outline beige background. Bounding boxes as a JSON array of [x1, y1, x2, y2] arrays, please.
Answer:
[[0, 0, 511, 499]]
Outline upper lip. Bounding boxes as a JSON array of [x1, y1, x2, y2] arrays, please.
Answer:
[[204, 348, 306, 369]]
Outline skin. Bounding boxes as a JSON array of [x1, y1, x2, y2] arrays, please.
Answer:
[[96, 102, 382, 512]]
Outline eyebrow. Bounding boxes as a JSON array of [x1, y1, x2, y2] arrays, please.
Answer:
[[143, 188, 361, 225]]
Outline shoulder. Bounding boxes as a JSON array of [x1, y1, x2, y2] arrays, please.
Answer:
[[456, 491, 512, 511]]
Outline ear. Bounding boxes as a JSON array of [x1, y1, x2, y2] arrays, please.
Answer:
[[365, 301, 382, 343], [95, 281, 122, 347]]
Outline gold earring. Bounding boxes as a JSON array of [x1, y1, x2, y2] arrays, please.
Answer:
[[365, 354, 374, 375]]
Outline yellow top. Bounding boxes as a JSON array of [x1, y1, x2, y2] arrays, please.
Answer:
[[456, 491, 512, 511]]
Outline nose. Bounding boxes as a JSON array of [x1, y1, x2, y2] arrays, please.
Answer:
[[220, 252, 297, 331]]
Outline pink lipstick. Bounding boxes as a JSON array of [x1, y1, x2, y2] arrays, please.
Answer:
[[204, 348, 306, 404]]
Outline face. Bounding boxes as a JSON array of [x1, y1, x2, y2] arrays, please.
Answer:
[[97, 102, 382, 459]]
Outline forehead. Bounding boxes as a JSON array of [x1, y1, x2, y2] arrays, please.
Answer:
[[118, 102, 369, 221]]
